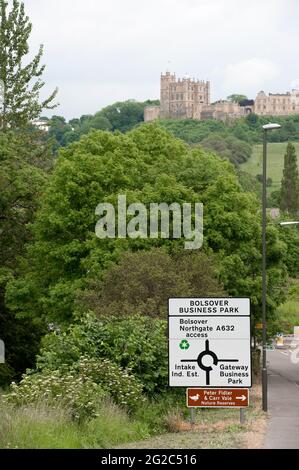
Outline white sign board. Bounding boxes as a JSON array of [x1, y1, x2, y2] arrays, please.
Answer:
[[169, 297, 251, 388]]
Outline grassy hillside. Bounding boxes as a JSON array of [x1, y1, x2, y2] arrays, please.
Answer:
[[241, 142, 299, 193]]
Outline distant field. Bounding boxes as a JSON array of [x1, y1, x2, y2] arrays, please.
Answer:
[[241, 142, 299, 193]]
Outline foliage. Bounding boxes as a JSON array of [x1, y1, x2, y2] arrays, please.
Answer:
[[72, 356, 145, 410], [35, 314, 169, 395], [280, 142, 299, 216], [0, 0, 57, 129], [0, 130, 50, 385], [160, 118, 227, 144], [48, 114, 112, 151], [227, 94, 248, 103], [237, 170, 261, 198], [5, 123, 288, 329], [270, 299, 299, 334], [78, 248, 224, 318], [5, 355, 144, 418], [160, 114, 299, 148], [99, 100, 145, 132], [5, 368, 106, 421], [200, 133, 252, 165], [278, 225, 299, 277], [46, 99, 159, 150]]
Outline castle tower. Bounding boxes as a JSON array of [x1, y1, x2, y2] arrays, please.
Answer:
[[160, 71, 175, 118]]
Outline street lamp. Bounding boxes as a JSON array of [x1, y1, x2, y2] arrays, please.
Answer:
[[261, 122, 281, 412], [279, 221, 299, 226]]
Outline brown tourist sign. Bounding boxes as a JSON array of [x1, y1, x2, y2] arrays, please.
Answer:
[[186, 388, 249, 408]]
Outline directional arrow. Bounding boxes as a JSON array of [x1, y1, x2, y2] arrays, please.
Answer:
[[236, 395, 247, 401]]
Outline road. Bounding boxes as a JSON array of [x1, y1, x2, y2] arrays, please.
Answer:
[[265, 348, 299, 449]]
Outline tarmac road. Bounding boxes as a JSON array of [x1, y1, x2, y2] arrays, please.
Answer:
[[265, 348, 299, 449]]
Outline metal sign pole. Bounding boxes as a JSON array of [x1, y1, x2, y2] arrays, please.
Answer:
[[190, 407, 196, 426], [240, 408, 246, 425]]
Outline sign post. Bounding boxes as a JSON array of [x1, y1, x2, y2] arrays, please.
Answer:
[[169, 297, 251, 425]]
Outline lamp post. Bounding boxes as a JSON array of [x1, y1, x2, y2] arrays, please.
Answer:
[[279, 221, 299, 226], [261, 123, 281, 412]]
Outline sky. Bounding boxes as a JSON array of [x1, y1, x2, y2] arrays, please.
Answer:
[[21, 0, 299, 120]]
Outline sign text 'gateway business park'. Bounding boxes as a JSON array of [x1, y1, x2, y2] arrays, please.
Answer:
[[168, 298, 252, 388]]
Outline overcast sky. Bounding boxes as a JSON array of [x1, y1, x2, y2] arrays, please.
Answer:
[[22, 0, 299, 120]]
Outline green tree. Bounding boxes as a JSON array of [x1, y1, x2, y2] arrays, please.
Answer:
[[0, 131, 48, 385], [200, 134, 252, 166], [227, 94, 248, 103], [278, 225, 299, 278], [280, 142, 299, 216], [0, 0, 57, 129], [99, 100, 144, 132], [6, 124, 287, 329], [77, 248, 224, 318]]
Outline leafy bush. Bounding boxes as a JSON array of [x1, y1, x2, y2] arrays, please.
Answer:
[[4, 356, 144, 419], [71, 357, 145, 410], [5, 369, 106, 421], [35, 314, 168, 395]]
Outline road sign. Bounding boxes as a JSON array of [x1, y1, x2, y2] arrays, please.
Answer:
[[169, 297, 251, 388], [255, 323, 263, 330], [276, 336, 284, 347], [186, 388, 249, 408]]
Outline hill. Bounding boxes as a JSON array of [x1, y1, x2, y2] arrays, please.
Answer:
[[241, 142, 299, 193]]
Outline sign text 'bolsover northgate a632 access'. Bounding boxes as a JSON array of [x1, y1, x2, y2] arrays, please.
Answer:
[[168, 298, 252, 388]]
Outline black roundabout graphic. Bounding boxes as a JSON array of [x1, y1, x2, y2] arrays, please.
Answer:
[[181, 339, 239, 385]]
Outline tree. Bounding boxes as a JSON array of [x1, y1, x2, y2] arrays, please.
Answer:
[[227, 94, 248, 103], [77, 248, 224, 318], [0, 0, 57, 129], [200, 134, 252, 166], [99, 100, 145, 132], [280, 142, 299, 216], [6, 123, 287, 329], [0, 131, 48, 385]]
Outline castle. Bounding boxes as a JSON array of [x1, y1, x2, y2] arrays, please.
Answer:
[[254, 90, 299, 116], [144, 72, 299, 122]]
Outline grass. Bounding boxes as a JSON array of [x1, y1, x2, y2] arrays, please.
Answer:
[[0, 392, 186, 449], [241, 142, 299, 193], [117, 385, 266, 449], [0, 386, 266, 449], [0, 401, 150, 449]]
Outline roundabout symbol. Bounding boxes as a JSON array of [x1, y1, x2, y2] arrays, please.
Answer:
[[181, 339, 239, 385]]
